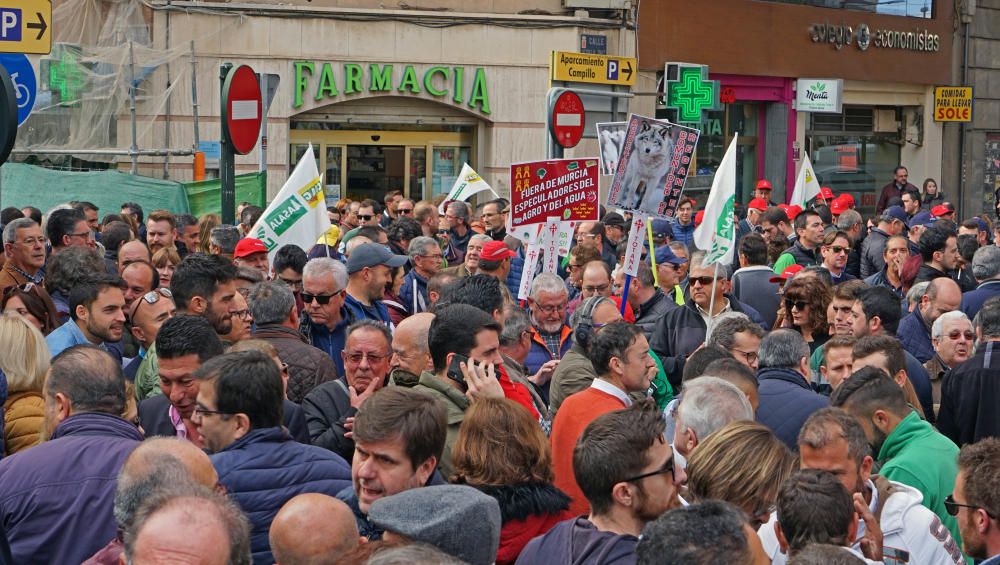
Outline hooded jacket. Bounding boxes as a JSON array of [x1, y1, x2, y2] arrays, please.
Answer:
[[515, 517, 637, 565], [760, 476, 965, 565], [0, 412, 142, 565], [211, 426, 352, 565], [755, 367, 829, 450], [474, 483, 573, 565]]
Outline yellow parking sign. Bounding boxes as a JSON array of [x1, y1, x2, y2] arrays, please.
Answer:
[[0, 0, 50, 54], [551, 51, 636, 87]]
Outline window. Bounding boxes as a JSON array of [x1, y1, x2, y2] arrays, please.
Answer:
[[762, 0, 933, 18]]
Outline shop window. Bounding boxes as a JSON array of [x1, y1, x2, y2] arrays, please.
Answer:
[[431, 146, 470, 195], [761, 0, 932, 18]]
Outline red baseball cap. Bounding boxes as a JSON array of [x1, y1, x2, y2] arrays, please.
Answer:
[[931, 204, 954, 217], [480, 240, 516, 262], [786, 205, 804, 221], [756, 179, 772, 191], [694, 210, 705, 227], [839, 193, 855, 207], [748, 198, 768, 212], [769, 264, 804, 283], [819, 187, 835, 201], [233, 238, 268, 258], [830, 197, 848, 215]]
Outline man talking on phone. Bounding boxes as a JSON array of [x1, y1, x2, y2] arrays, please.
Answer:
[[411, 303, 510, 478]]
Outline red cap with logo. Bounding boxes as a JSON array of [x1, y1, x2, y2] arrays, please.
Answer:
[[756, 179, 773, 191], [233, 238, 268, 258], [769, 264, 804, 283], [748, 198, 768, 211], [480, 240, 516, 261], [820, 187, 835, 201], [931, 204, 953, 217], [839, 193, 855, 207], [830, 196, 849, 215], [785, 205, 804, 221]]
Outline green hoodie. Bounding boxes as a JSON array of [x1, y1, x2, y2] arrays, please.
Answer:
[[878, 410, 961, 545]]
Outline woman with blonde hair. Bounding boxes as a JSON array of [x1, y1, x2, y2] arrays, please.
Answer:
[[685, 420, 797, 531], [0, 313, 51, 455], [196, 213, 221, 255], [451, 397, 572, 565]]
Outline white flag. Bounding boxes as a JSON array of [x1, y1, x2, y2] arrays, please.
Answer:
[[694, 134, 738, 266], [789, 153, 822, 208], [438, 163, 498, 213], [249, 144, 331, 261]]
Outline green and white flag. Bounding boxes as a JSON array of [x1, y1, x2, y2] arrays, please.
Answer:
[[789, 152, 822, 208], [439, 163, 498, 213], [694, 134, 738, 266], [250, 144, 331, 261]]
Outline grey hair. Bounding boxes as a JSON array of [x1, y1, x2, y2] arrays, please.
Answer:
[[114, 453, 193, 528], [470, 233, 492, 246], [2, 218, 38, 244], [758, 329, 810, 370], [688, 250, 729, 279], [906, 281, 930, 306], [570, 296, 615, 332], [408, 236, 439, 259], [123, 484, 251, 565], [303, 257, 348, 291], [529, 272, 568, 299], [210, 225, 240, 254], [500, 305, 532, 346], [636, 261, 655, 287], [248, 281, 295, 326], [44, 247, 106, 295], [705, 312, 763, 348], [677, 376, 754, 441], [836, 210, 863, 230], [977, 296, 1000, 339], [931, 311, 971, 339], [366, 542, 467, 565], [447, 201, 469, 222], [346, 319, 392, 350], [972, 245, 1000, 282]]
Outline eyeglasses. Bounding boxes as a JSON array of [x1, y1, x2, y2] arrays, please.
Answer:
[[357, 215, 373, 221], [67, 231, 95, 240], [732, 348, 759, 364], [398, 208, 414, 215], [621, 456, 675, 483], [3, 282, 36, 298], [345, 351, 391, 365], [302, 290, 344, 305], [583, 284, 610, 294], [278, 276, 303, 290], [944, 495, 996, 517], [129, 288, 173, 320], [534, 302, 567, 314], [576, 233, 598, 240], [567, 263, 583, 271], [825, 246, 848, 254], [946, 330, 975, 341], [193, 406, 232, 418], [233, 309, 251, 320], [689, 276, 717, 287], [785, 299, 808, 311], [659, 263, 679, 271]]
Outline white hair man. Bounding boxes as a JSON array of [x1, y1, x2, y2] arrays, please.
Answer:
[[525, 273, 573, 403], [301, 258, 352, 377], [672, 376, 754, 462], [925, 311, 974, 413]]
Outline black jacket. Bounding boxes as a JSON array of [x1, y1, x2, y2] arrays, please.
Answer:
[[860, 228, 890, 279], [781, 240, 820, 268], [649, 295, 767, 390], [251, 324, 339, 403], [301, 378, 356, 461], [138, 394, 311, 444], [756, 367, 830, 451], [914, 263, 950, 285], [937, 341, 1000, 446]]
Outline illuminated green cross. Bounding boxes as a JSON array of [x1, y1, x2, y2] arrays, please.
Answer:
[[665, 64, 720, 123], [48, 47, 84, 106]]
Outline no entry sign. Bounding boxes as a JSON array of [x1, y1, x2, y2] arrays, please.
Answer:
[[222, 65, 262, 155], [550, 90, 585, 149]]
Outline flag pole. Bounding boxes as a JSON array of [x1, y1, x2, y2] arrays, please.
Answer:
[[647, 222, 659, 288], [620, 275, 632, 315], [704, 261, 721, 345]]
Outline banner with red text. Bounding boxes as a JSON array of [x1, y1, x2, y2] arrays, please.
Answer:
[[510, 159, 600, 229]]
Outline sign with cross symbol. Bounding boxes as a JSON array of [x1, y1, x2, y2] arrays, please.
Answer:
[[664, 63, 721, 124]]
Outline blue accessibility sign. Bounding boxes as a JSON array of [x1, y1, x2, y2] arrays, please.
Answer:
[[0, 53, 34, 126]]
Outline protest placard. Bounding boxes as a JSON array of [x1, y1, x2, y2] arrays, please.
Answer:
[[510, 159, 600, 229], [596, 122, 628, 175], [542, 217, 560, 273], [606, 114, 700, 218]]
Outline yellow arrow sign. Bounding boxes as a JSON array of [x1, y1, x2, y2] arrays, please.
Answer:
[[550, 50, 636, 87], [0, 0, 51, 55]]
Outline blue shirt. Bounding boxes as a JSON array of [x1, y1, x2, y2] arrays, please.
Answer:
[[45, 320, 123, 365], [307, 311, 351, 376], [344, 293, 392, 327]]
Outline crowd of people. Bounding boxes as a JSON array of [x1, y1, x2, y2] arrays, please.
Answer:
[[0, 170, 998, 564]]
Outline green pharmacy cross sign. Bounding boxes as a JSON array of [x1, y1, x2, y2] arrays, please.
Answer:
[[664, 63, 721, 124]]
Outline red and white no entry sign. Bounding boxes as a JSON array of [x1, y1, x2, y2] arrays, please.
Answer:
[[550, 90, 585, 149], [222, 65, 262, 155]]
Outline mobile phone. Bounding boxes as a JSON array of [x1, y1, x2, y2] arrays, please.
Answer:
[[446, 353, 469, 385]]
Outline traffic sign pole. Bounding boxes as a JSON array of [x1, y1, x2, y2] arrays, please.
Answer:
[[219, 63, 235, 225], [0, 64, 18, 209]]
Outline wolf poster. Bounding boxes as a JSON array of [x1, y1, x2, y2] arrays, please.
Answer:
[[606, 114, 700, 218]]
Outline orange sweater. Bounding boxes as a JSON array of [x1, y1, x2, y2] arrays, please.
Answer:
[[550, 387, 627, 517]]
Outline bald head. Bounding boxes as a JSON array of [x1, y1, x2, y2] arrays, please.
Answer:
[[125, 437, 219, 489], [269, 493, 359, 565], [118, 239, 151, 272], [129, 496, 236, 565], [391, 312, 434, 376], [923, 277, 962, 328]]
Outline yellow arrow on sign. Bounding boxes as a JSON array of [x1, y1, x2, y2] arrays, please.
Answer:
[[0, 0, 51, 55]]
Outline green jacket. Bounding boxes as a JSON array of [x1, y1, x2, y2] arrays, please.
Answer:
[[879, 411, 961, 546], [410, 371, 468, 481], [134, 344, 162, 401]]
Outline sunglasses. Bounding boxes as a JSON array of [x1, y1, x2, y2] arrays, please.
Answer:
[[397, 208, 413, 215], [825, 246, 848, 254], [785, 299, 808, 311], [621, 456, 675, 483], [301, 290, 344, 305], [357, 215, 373, 221], [689, 276, 717, 287], [946, 330, 975, 341], [944, 494, 995, 517], [129, 288, 173, 320]]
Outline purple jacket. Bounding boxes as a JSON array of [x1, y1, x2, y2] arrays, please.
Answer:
[[0, 412, 142, 565]]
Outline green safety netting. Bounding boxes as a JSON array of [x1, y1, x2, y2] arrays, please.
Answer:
[[0, 163, 267, 218]]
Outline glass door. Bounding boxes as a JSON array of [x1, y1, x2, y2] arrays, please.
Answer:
[[407, 147, 426, 200], [324, 146, 344, 204], [431, 146, 471, 196]]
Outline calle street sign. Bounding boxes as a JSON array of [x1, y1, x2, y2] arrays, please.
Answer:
[[0, 0, 50, 54]]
